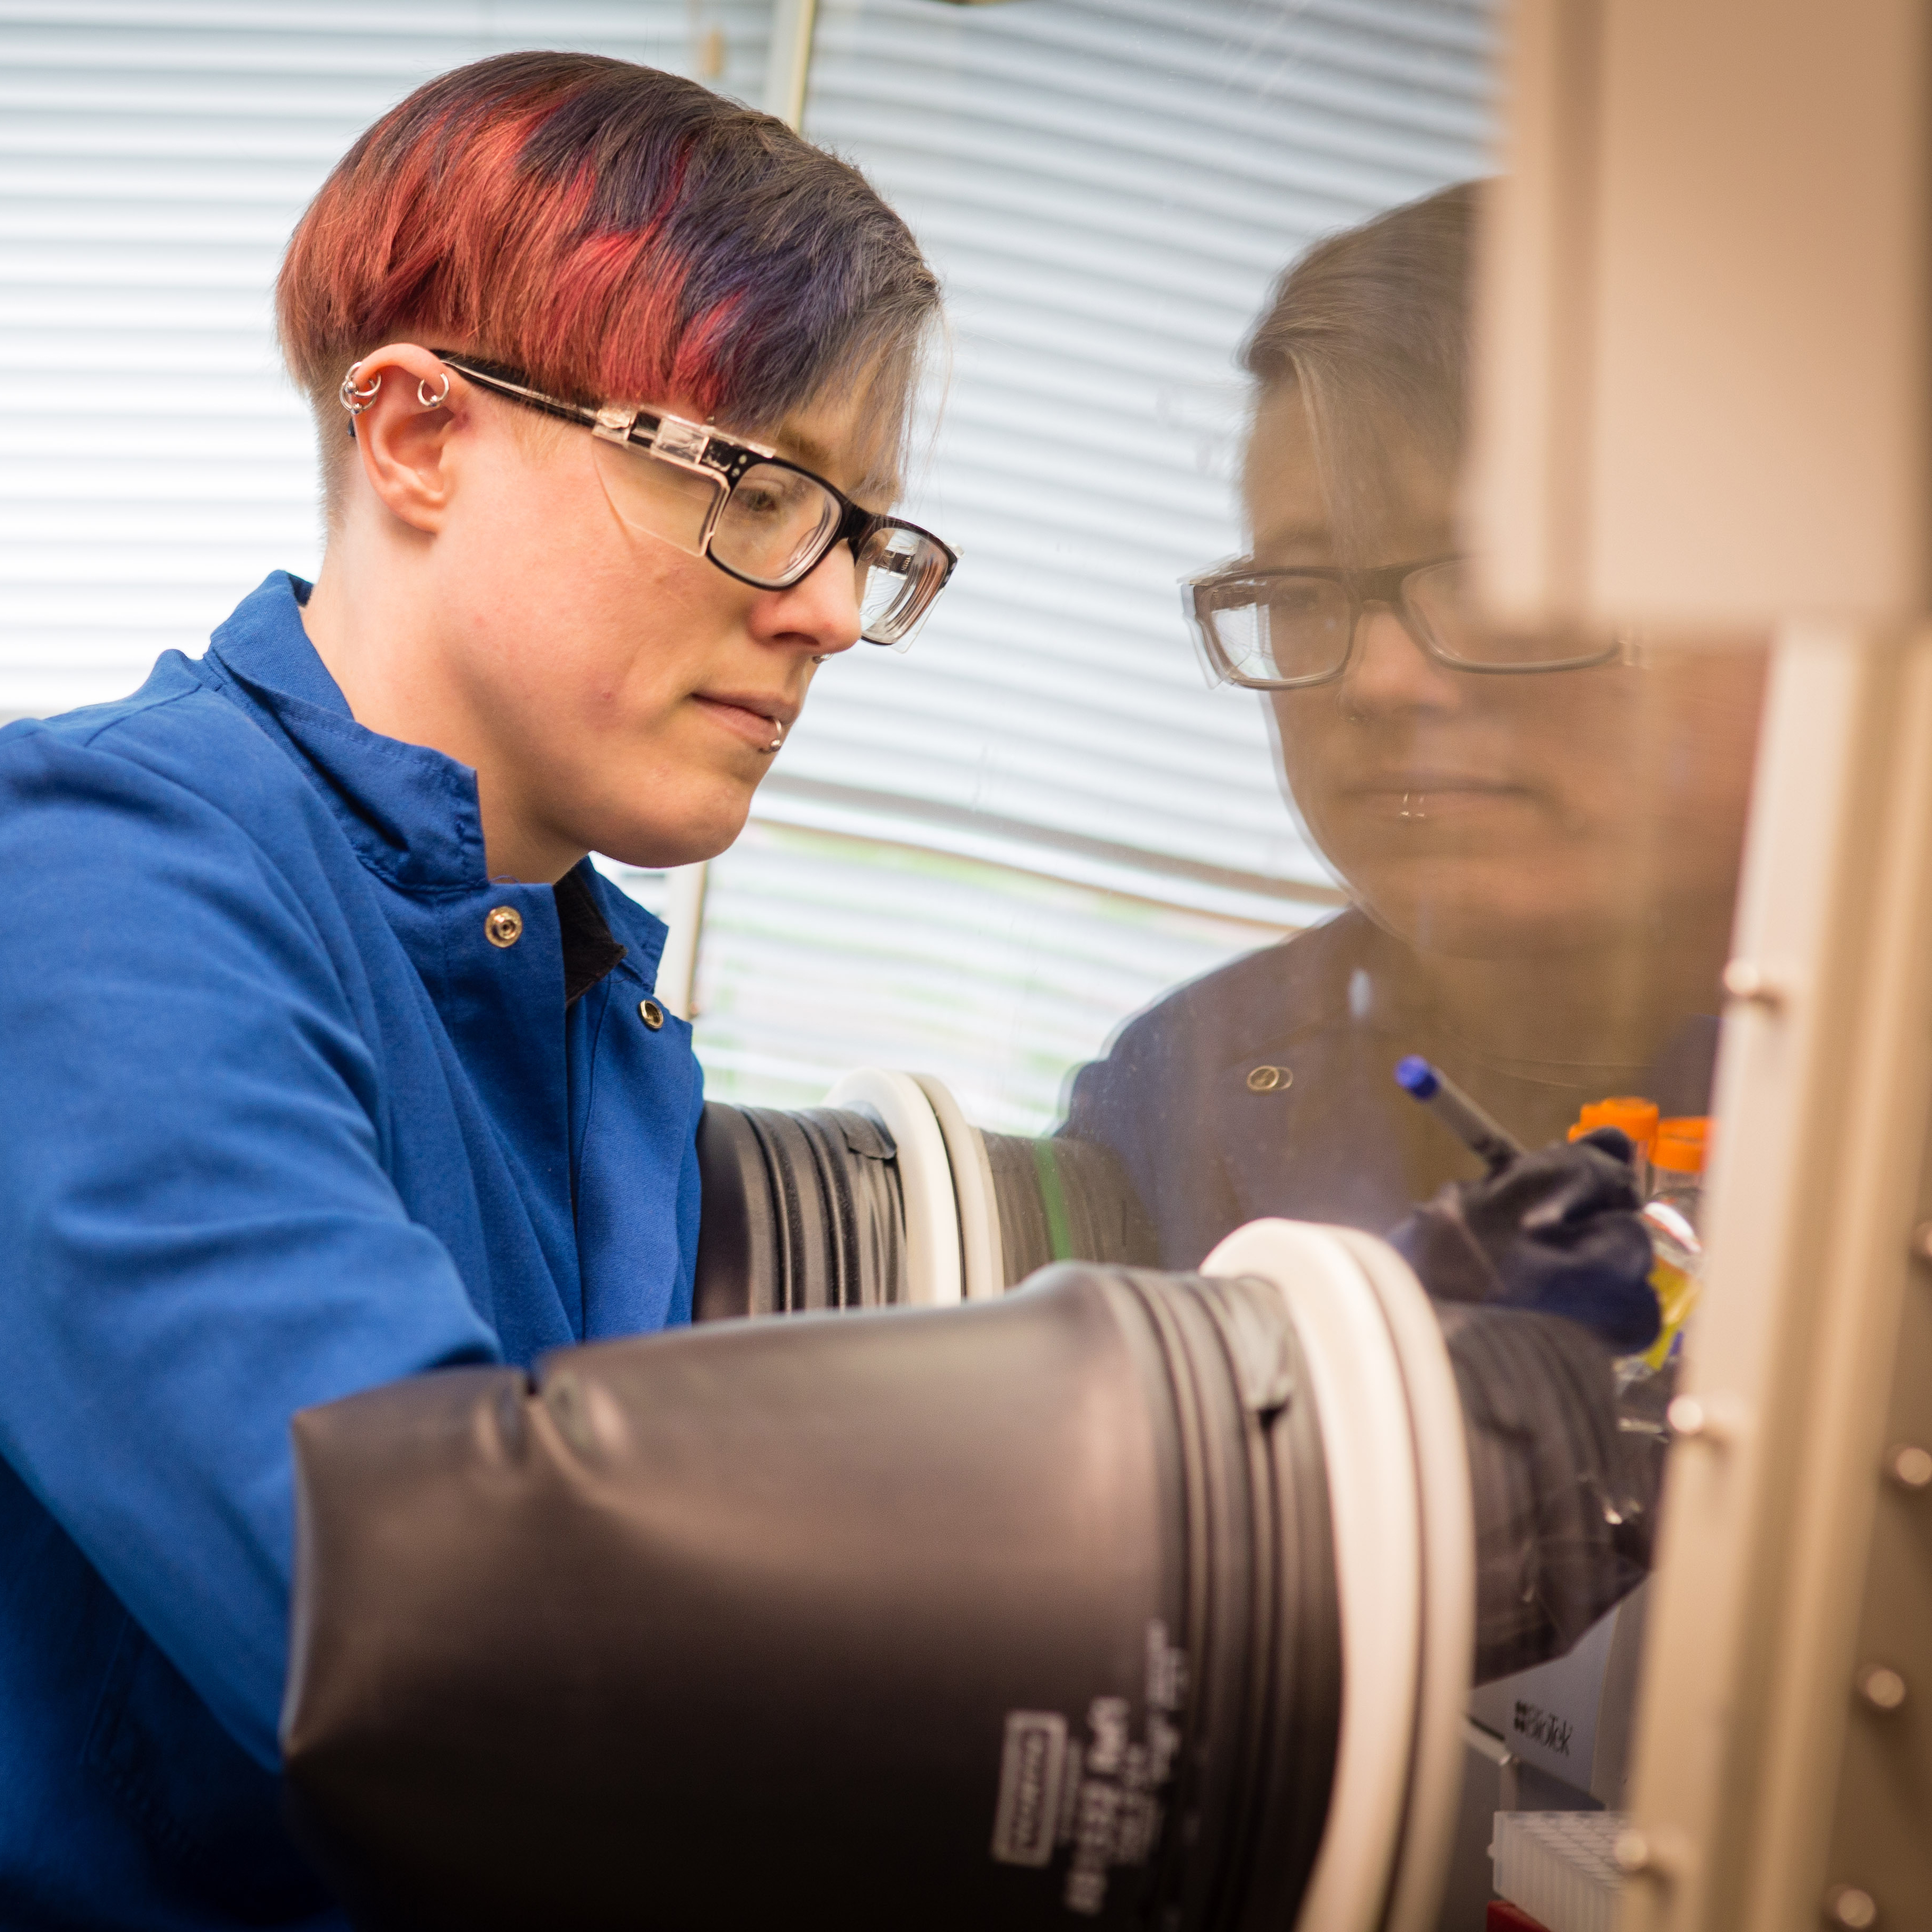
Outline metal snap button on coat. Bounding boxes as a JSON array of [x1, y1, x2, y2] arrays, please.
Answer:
[[1246, 1064, 1291, 1093], [484, 906, 523, 949], [638, 998, 666, 1031]]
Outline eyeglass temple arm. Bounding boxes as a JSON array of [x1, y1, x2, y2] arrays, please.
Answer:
[[435, 355, 669, 446]]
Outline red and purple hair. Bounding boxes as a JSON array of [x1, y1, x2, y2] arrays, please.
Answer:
[[278, 52, 937, 462]]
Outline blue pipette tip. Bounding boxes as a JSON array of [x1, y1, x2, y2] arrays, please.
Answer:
[[1393, 1055, 1438, 1099]]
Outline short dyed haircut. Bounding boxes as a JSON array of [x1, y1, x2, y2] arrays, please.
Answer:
[[1241, 183, 1475, 558], [278, 51, 939, 508]]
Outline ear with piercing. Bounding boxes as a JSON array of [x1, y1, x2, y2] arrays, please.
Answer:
[[340, 361, 449, 439]]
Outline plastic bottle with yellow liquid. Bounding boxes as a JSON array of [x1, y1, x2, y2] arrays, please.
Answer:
[[1563, 1096, 1708, 1382], [1635, 1118, 1708, 1374]]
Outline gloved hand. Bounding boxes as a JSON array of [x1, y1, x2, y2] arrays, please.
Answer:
[[1387, 1127, 1661, 1353]]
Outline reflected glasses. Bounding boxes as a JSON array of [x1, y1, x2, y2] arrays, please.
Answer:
[[436, 355, 959, 648], [1183, 557, 1619, 690]]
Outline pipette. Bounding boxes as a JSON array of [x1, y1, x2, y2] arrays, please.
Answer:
[[1392, 1056, 1522, 1173]]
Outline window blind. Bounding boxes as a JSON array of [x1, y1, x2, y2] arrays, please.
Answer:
[[676, 0, 1493, 1123]]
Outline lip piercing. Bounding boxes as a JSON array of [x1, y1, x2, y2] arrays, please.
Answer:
[[1398, 792, 1427, 822], [417, 371, 451, 409], [339, 363, 382, 415]]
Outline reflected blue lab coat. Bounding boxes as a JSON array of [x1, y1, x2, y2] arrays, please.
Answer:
[[0, 574, 704, 1928]]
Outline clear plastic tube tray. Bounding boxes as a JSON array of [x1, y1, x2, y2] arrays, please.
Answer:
[[1491, 1810, 1626, 1932]]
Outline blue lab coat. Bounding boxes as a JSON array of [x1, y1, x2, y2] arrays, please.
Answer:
[[0, 574, 704, 1927]]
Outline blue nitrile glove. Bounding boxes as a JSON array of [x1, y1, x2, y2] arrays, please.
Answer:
[[1387, 1126, 1661, 1353]]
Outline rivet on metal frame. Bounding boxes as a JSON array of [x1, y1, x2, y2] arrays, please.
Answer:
[[1721, 958, 1788, 1009], [1613, 1827, 1686, 1882], [1823, 1884, 1880, 1930], [1855, 1664, 1908, 1713], [1667, 1392, 1748, 1447]]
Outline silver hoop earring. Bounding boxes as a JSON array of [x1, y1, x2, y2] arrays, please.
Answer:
[[417, 371, 451, 409], [339, 363, 382, 416]]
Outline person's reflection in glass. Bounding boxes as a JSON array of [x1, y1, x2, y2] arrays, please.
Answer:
[[1066, 184, 1767, 1271]]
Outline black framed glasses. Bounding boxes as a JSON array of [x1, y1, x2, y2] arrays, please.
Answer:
[[436, 354, 959, 649], [1183, 556, 1620, 690]]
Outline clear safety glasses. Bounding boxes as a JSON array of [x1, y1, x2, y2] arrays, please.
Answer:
[[1184, 557, 1619, 690], [436, 355, 959, 649]]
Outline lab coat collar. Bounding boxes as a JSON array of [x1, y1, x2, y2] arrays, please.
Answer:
[[203, 571, 488, 892]]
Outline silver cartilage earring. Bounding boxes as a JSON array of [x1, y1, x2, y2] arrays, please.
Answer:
[[339, 363, 382, 416], [417, 371, 451, 409]]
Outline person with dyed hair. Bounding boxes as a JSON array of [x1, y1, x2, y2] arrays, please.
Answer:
[[0, 52, 949, 1926]]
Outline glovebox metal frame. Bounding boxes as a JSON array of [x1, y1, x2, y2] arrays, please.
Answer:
[[1468, 4, 1932, 1924]]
